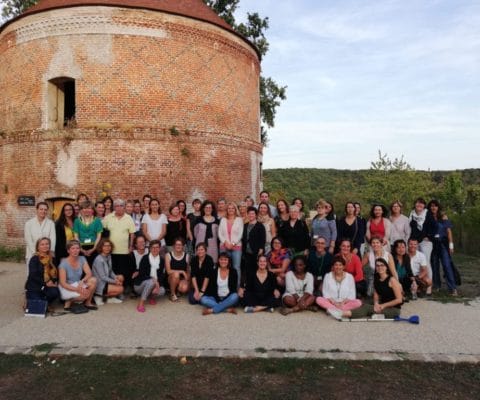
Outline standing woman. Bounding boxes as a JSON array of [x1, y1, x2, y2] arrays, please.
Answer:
[[216, 198, 227, 219], [194, 200, 220, 263], [242, 207, 266, 287], [365, 204, 391, 249], [189, 242, 215, 304], [311, 199, 336, 254], [102, 196, 114, 216], [238, 201, 249, 224], [280, 255, 315, 315], [131, 200, 143, 236], [73, 201, 103, 267], [218, 202, 243, 287], [257, 202, 277, 254], [316, 256, 362, 318], [165, 238, 190, 301], [362, 236, 397, 296], [186, 198, 202, 251], [389, 201, 411, 245], [58, 240, 97, 311], [239, 255, 281, 313], [176, 200, 187, 219], [25, 237, 60, 310], [391, 239, 414, 296], [278, 205, 310, 257], [336, 202, 362, 254], [165, 204, 187, 252], [337, 258, 403, 320], [291, 198, 306, 220], [54, 203, 76, 265], [200, 252, 239, 315], [409, 197, 436, 290], [141, 198, 168, 247], [134, 240, 165, 312], [274, 199, 290, 231], [428, 200, 457, 295]]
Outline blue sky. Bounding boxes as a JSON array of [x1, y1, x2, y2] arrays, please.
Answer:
[[237, 0, 480, 170]]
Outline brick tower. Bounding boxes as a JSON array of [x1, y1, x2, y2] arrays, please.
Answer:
[[0, 0, 262, 247]]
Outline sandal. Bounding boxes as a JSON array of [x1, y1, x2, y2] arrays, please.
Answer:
[[137, 305, 145, 313], [170, 294, 178, 302], [84, 304, 98, 311], [149, 298, 157, 305]]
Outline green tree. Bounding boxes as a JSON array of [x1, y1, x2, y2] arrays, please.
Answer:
[[1, 0, 36, 20], [438, 172, 466, 213], [364, 150, 434, 207], [204, 0, 286, 145]]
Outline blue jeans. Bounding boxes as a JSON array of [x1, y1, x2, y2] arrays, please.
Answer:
[[200, 293, 239, 313], [431, 241, 456, 291], [221, 249, 242, 289]]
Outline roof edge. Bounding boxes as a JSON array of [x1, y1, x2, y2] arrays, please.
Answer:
[[0, 2, 261, 60]]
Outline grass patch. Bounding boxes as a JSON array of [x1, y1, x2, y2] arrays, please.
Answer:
[[0, 246, 24, 263], [32, 343, 58, 354], [0, 355, 479, 399]]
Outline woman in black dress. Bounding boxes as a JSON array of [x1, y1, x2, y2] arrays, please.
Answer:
[[239, 255, 281, 313]]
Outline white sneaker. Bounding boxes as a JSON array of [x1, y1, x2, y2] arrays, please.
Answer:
[[327, 308, 343, 320], [107, 297, 123, 304], [94, 296, 104, 306]]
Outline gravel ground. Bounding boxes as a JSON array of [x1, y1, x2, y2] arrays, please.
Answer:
[[1, 261, 479, 355]]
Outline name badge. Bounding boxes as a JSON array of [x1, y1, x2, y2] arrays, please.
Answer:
[[84, 238, 92, 244]]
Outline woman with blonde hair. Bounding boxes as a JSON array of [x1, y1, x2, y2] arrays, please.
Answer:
[[389, 200, 411, 245], [218, 202, 243, 287]]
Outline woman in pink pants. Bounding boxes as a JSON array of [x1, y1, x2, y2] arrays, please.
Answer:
[[316, 256, 362, 318]]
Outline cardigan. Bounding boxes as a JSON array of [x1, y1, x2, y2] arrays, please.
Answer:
[[322, 272, 356, 301], [204, 267, 238, 301], [133, 254, 165, 286], [92, 254, 118, 295], [218, 217, 244, 247], [242, 222, 266, 256], [278, 219, 310, 253]]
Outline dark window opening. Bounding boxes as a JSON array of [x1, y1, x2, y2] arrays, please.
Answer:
[[64, 80, 76, 127], [47, 77, 76, 129]]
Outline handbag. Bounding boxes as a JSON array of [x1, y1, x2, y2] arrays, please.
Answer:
[[24, 299, 48, 318]]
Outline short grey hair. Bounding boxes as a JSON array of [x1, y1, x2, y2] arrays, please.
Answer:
[[113, 198, 125, 207]]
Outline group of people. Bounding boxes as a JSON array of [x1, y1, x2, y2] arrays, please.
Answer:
[[23, 191, 458, 319]]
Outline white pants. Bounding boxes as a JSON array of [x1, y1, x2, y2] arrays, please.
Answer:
[[419, 240, 433, 279]]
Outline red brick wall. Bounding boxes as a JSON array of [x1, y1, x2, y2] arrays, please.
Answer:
[[0, 6, 262, 247]]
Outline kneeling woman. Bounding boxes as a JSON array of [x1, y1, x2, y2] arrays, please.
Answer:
[[239, 255, 281, 313], [58, 240, 98, 311], [200, 252, 239, 315], [165, 238, 190, 301], [25, 237, 60, 309], [92, 239, 125, 305], [280, 255, 315, 315], [332, 258, 403, 320], [316, 255, 362, 318], [133, 240, 165, 312]]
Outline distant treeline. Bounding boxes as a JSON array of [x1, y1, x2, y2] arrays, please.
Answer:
[[263, 168, 480, 255]]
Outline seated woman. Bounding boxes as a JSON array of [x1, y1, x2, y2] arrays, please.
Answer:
[[25, 237, 60, 310], [58, 240, 98, 311], [316, 255, 362, 318], [330, 258, 403, 320], [200, 252, 239, 315], [337, 239, 366, 297], [391, 239, 414, 297], [307, 236, 333, 293], [165, 237, 190, 302], [133, 240, 165, 312], [266, 236, 291, 287], [189, 242, 215, 304], [92, 239, 125, 305], [130, 234, 149, 279], [239, 255, 281, 313], [362, 236, 397, 296], [280, 255, 315, 315]]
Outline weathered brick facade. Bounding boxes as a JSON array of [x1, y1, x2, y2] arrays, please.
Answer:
[[0, 2, 262, 247]]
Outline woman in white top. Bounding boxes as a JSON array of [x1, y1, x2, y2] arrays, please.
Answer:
[[362, 236, 397, 296], [280, 255, 315, 315], [141, 198, 167, 246], [389, 200, 411, 245], [316, 256, 362, 317], [257, 202, 277, 254], [218, 202, 244, 288]]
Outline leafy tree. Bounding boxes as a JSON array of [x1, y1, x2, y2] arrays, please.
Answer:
[[1, 0, 36, 20], [364, 150, 435, 208], [438, 172, 466, 213], [204, 0, 286, 145]]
